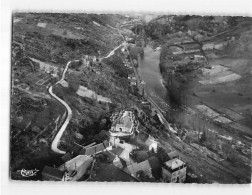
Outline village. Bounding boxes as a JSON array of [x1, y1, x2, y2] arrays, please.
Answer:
[[10, 13, 251, 184], [42, 109, 187, 183]]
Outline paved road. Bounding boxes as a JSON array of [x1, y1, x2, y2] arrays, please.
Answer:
[[49, 60, 78, 154]]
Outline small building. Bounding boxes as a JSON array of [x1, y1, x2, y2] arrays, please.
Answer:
[[162, 158, 187, 183], [79, 141, 108, 156], [113, 155, 127, 169], [42, 166, 64, 181], [124, 160, 153, 179], [58, 155, 93, 181]]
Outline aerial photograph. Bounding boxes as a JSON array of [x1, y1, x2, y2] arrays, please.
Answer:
[[10, 13, 252, 183]]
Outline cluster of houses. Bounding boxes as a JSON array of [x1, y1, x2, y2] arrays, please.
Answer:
[[108, 130, 187, 183], [42, 109, 187, 183], [42, 140, 110, 181], [108, 110, 187, 182], [81, 55, 101, 68], [128, 74, 137, 86]]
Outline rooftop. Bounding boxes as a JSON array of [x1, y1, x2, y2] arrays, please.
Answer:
[[124, 160, 152, 178], [164, 158, 185, 170], [79, 141, 108, 156], [110, 111, 135, 136], [58, 155, 93, 181]]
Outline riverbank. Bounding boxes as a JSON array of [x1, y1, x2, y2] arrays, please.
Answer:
[[133, 38, 251, 183], [153, 23, 252, 182]]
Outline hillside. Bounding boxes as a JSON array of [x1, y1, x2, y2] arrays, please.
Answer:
[[10, 13, 143, 179]]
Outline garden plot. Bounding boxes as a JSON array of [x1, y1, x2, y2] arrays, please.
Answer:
[[201, 65, 230, 76], [76, 85, 112, 103], [218, 108, 245, 121], [195, 104, 220, 118], [30, 58, 60, 73], [199, 73, 241, 85], [213, 116, 232, 124], [229, 123, 252, 136], [76, 86, 97, 100], [199, 64, 241, 85]]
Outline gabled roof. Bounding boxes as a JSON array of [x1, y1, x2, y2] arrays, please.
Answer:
[[103, 140, 109, 148], [110, 147, 124, 156], [125, 160, 152, 177], [79, 143, 105, 156], [164, 158, 185, 170], [42, 166, 64, 181]]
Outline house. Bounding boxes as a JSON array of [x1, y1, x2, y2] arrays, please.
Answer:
[[42, 166, 64, 181], [113, 155, 128, 169], [79, 143, 105, 156], [103, 140, 110, 148], [124, 160, 153, 179], [58, 155, 93, 181], [162, 158, 187, 183]]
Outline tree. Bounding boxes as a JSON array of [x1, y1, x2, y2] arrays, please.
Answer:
[[93, 130, 109, 143]]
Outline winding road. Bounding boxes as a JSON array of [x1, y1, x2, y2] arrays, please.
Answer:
[[49, 43, 124, 154], [49, 60, 78, 154]]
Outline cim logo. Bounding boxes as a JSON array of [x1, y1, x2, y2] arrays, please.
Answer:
[[20, 169, 39, 177]]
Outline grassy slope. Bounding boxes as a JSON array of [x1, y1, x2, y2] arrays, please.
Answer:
[[10, 13, 139, 179]]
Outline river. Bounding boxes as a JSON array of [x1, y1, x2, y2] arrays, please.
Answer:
[[137, 45, 171, 114]]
